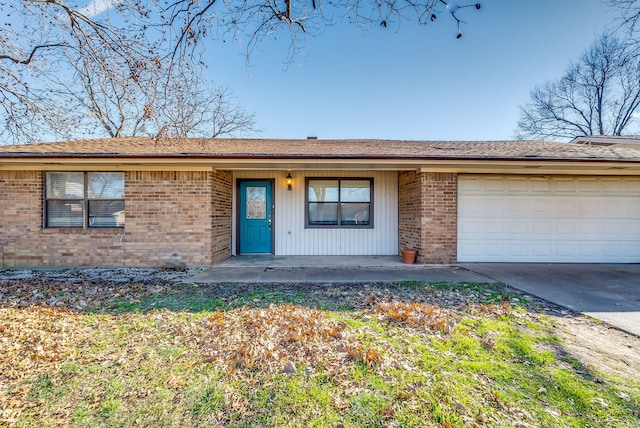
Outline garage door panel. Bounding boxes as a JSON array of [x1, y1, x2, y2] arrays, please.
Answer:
[[556, 199, 578, 215], [578, 244, 600, 258], [459, 198, 483, 213], [458, 243, 481, 258], [485, 221, 504, 235], [458, 176, 485, 191], [555, 244, 576, 257], [483, 198, 507, 215], [507, 243, 528, 257], [532, 198, 553, 213], [458, 176, 640, 263], [578, 222, 599, 236], [580, 200, 601, 216], [531, 222, 553, 236], [575, 179, 599, 193], [507, 179, 530, 192], [474, 177, 504, 193], [508, 222, 527, 235], [485, 243, 505, 257], [555, 179, 578, 192], [602, 244, 624, 257], [507, 199, 530, 215], [530, 179, 552, 193], [531, 243, 554, 257], [625, 201, 640, 216], [602, 221, 638, 237], [459, 219, 484, 235], [600, 178, 628, 193], [555, 222, 575, 235]]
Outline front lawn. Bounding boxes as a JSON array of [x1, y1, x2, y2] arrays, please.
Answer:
[[1, 271, 638, 427]]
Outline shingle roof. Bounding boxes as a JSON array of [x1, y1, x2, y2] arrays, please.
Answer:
[[1, 138, 640, 162], [569, 135, 640, 146]]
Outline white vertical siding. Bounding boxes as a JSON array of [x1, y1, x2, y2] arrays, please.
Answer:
[[233, 170, 399, 255]]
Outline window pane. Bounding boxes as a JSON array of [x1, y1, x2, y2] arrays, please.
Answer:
[[246, 186, 266, 219], [88, 172, 124, 199], [308, 180, 339, 202], [340, 180, 371, 202], [308, 202, 338, 225], [47, 200, 83, 227], [88, 200, 125, 228], [341, 203, 370, 225], [46, 172, 84, 199]]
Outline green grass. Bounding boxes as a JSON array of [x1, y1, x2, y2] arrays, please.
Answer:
[[2, 281, 639, 427], [106, 293, 230, 313]]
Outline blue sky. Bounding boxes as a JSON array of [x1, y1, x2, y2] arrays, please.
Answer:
[[200, 0, 620, 141]]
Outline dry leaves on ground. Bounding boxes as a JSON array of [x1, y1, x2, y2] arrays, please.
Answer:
[[200, 303, 382, 378]]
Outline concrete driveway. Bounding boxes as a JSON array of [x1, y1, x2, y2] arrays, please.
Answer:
[[462, 263, 640, 336]]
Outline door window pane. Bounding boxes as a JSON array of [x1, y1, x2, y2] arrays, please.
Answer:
[[88, 172, 124, 199], [246, 186, 267, 219]]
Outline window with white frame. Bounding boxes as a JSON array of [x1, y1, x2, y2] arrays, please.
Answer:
[[45, 172, 125, 228], [306, 178, 373, 228]]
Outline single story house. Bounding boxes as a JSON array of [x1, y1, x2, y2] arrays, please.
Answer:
[[1, 137, 640, 267]]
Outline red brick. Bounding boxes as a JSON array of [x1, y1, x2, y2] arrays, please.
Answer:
[[0, 170, 233, 267], [398, 171, 457, 264]]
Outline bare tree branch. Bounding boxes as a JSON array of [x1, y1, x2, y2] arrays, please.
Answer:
[[0, 43, 67, 64], [516, 34, 640, 141], [0, 0, 480, 143]]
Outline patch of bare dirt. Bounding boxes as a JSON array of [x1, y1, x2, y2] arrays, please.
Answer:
[[551, 315, 640, 381]]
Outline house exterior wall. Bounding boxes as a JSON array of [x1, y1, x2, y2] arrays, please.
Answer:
[[211, 170, 233, 264], [398, 171, 458, 264], [124, 171, 214, 266], [0, 170, 127, 267], [233, 170, 399, 255], [0, 170, 233, 267], [398, 171, 422, 256], [1, 167, 460, 266]]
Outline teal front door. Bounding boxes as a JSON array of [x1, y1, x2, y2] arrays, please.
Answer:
[[239, 181, 273, 253]]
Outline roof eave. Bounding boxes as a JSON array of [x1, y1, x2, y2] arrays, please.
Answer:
[[3, 155, 640, 175], [2, 152, 640, 162]]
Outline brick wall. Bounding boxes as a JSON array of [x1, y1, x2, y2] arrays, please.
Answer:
[[211, 170, 232, 264], [398, 171, 458, 264], [1, 171, 41, 265], [398, 171, 423, 256], [0, 170, 233, 267], [124, 171, 214, 266], [0, 170, 125, 266]]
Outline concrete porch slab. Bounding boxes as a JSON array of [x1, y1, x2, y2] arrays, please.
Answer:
[[213, 255, 412, 268], [187, 256, 489, 284]]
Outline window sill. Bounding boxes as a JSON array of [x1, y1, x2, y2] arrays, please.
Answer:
[[42, 228, 125, 234], [305, 225, 374, 230]]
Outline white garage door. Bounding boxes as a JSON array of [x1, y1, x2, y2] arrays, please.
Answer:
[[458, 175, 640, 263]]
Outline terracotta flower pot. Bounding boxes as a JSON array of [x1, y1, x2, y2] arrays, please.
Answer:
[[401, 249, 417, 264]]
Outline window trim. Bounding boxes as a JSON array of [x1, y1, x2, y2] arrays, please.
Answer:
[[44, 172, 125, 229], [305, 177, 374, 229]]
